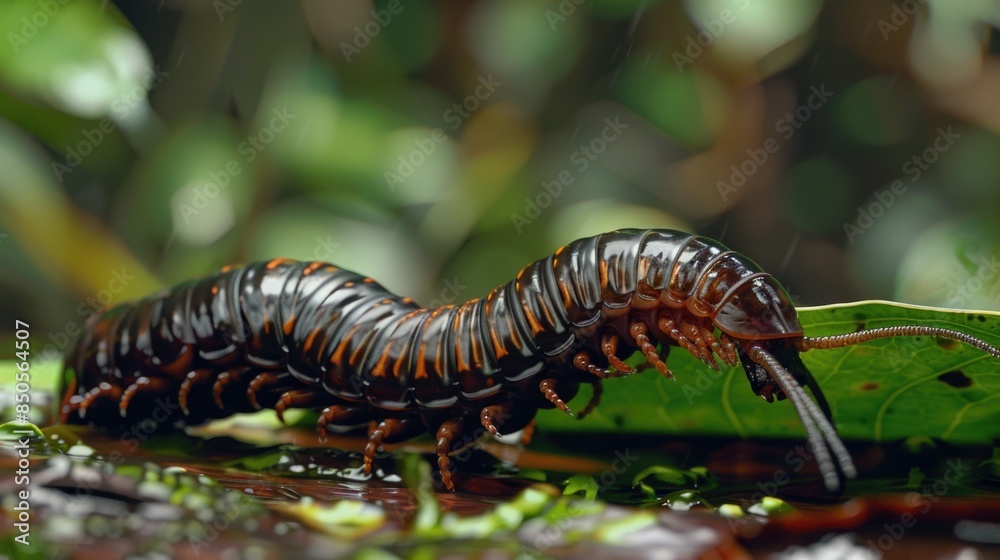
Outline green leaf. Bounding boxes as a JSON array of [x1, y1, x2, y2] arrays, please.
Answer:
[[537, 301, 1000, 444], [563, 474, 599, 500]]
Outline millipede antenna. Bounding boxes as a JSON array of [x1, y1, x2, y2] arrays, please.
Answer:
[[797, 326, 1000, 359], [747, 346, 857, 492]]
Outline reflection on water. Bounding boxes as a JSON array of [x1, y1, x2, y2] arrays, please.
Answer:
[[2, 415, 1000, 559]]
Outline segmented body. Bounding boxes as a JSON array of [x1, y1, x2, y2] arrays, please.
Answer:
[[59, 229, 829, 489]]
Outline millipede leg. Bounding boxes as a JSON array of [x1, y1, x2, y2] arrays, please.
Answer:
[[246, 371, 287, 410], [578, 380, 603, 419], [658, 316, 715, 366], [363, 419, 400, 476], [120, 376, 173, 418], [434, 414, 475, 491], [315, 405, 369, 442], [679, 320, 716, 367], [718, 333, 739, 366], [629, 320, 673, 380], [274, 389, 327, 423], [696, 326, 727, 368], [362, 417, 424, 478], [211, 366, 255, 411], [212, 371, 234, 410], [519, 419, 536, 445], [601, 332, 635, 374], [60, 394, 85, 423], [480, 403, 509, 437], [480, 398, 537, 439], [179, 369, 213, 415], [694, 325, 722, 370], [78, 382, 121, 420], [658, 317, 692, 352], [539, 378, 573, 416], [573, 350, 617, 379]]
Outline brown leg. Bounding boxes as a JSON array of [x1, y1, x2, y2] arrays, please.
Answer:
[[78, 382, 121, 420], [539, 378, 573, 416], [718, 333, 739, 366], [315, 405, 370, 442], [519, 419, 536, 445], [246, 371, 287, 410], [658, 316, 714, 366], [480, 398, 538, 439], [361, 417, 425, 478], [601, 332, 635, 374], [578, 380, 603, 419], [682, 321, 718, 369], [363, 419, 398, 476], [60, 394, 84, 423], [629, 320, 673, 380], [120, 376, 172, 417], [480, 402, 508, 437], [179, 369, 213, 415], [435, 414, 476, 491], [273, 388, 328, 423], [658, 316, 692, 352], [211, 371, 234, 410], [573, 350, 616, 379]]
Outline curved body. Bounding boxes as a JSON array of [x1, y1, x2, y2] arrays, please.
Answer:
[[60, 229, 853, 490]]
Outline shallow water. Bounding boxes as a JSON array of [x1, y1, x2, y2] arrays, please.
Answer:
[[3, 394, 1000, 559]]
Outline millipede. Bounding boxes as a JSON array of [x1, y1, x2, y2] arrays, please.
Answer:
[[59, 229, 1000, 491]]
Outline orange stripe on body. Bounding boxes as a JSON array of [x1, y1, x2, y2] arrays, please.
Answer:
[[265, 258, 290, 270]]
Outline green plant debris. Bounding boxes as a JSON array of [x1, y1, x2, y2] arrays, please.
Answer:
[[747, 496, 795, 517], [563, 473, 600, 500]]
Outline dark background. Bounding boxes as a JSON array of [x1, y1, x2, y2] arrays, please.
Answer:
[[2, 0, 999, 364]]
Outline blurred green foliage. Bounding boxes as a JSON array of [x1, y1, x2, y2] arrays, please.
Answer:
[[2, 0, 1000, 362]]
